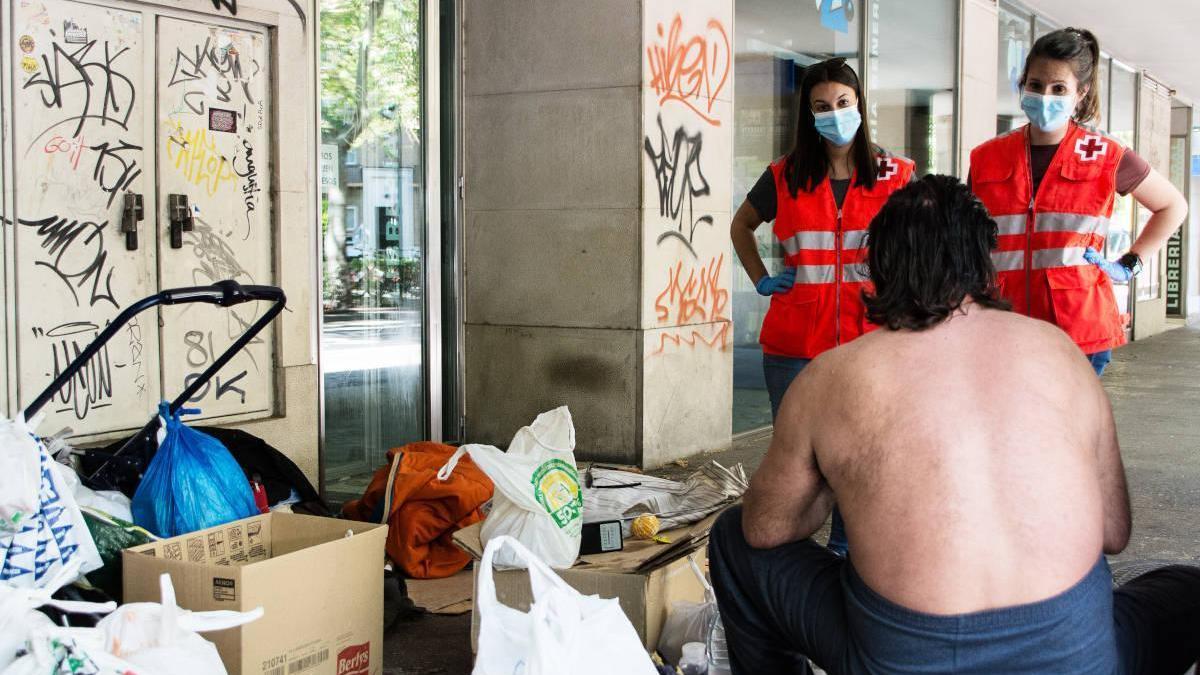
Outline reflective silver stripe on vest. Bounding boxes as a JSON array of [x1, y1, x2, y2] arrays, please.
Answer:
[[843, 264, 871, 283], [843, 229, 869, 251], [780, 230, 837, 256], [1032, 247, 1088, 269], [1035, 213, 1109, 237], [993, 214, 1027, 237], [991, 250, 1024, 272], [795, 265, 835, 284]]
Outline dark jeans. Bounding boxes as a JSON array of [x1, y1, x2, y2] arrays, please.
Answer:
[[1089, 350, 1112, 377], [708, 506, 1200, 675], [763, 353, 848, 555], [763, 353, 810, 421]]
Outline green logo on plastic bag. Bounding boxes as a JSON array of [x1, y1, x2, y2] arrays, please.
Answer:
[[531, 459, 582, 529]]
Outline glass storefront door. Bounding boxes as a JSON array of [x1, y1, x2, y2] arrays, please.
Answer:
[[732, 0, 861, 434], [319, 0, 429, 498], [866, 0, 958, 175]]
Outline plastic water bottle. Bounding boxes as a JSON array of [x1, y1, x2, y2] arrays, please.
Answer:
[[678, 642, 708, 675], [707, 612, 732, 675]]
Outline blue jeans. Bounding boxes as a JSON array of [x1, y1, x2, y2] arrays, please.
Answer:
[[762, 353, 847, 555], [1088, 350, 1112, 377]]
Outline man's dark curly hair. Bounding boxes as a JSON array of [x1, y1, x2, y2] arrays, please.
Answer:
[[862, 174, 1011, 331]]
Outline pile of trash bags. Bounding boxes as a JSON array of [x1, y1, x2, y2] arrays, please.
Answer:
[[0, 413, 263, 673]]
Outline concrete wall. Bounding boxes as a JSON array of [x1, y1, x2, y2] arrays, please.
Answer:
[[462, 0, 644, 463], [463, 0, 733, 467]]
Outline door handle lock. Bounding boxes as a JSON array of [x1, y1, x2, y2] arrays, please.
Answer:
[[168, 193, 194, 249], [121, 192, 143, 251]]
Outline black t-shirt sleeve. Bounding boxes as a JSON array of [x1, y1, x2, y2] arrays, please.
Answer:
[[747, 168, 777, 222]]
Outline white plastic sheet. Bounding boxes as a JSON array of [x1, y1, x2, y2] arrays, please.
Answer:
[[656, 555, 717, 666]]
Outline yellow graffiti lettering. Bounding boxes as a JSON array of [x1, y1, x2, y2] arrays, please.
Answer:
[[165, 126, 236, 197]]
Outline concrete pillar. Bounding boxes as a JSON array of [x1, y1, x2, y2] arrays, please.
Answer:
[[462, 0, 733, 468]]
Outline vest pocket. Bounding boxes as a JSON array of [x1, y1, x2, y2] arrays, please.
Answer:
[[1044, 265, 1121, 346], [1045, 161, 1110, 214], [762, 285, 821, 356]]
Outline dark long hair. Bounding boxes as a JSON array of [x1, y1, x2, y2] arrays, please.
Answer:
[[1020, 27, 1102, 124], [863, 175, 1010, 331], [784, 57, 878, 196]]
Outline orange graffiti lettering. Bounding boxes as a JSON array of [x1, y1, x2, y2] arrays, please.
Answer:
[[646, 15, 730, 126], [655, 254, 728, 325], [654, 322, 731, 355]]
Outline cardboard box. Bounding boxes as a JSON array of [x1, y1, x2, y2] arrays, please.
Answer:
[[123, 513, 388, 675], [455, 511, 723, 652]]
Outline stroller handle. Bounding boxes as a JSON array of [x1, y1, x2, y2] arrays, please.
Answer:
[[161, 281, 286, 307], [23, 280, 286, 421]]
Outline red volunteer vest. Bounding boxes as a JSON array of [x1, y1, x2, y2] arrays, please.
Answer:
[[759, 152, 915, 359], [970, 121, 1126, 354]]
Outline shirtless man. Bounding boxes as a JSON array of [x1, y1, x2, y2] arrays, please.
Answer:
[[708, 175, 1200, 674]]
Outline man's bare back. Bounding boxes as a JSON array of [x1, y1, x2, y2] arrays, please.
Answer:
[[715, 176, 1199, 674], [769, 301, 1130, 614]]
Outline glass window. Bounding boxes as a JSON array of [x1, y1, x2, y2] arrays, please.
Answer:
[[1108, 61, 1137, 317], [320, 0, 427, 498], [732, 0, 860, 434], [997, 2, 1032, 134], [1034, 16, 1058, 41], [866, 0, 958, 175]]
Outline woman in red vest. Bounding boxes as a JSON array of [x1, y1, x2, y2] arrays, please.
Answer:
[[969, 28, 1187, 376], [731, 58, 914, 555]]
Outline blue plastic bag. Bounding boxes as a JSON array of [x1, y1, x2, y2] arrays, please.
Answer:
[[132, 403, 259, 538]]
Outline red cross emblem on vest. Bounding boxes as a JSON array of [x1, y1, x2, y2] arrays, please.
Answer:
[[877, 157, 898, 180], [1075, 134, 1108, 162]]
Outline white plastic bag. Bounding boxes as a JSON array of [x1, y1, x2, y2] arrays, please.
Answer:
[[0, 415, 103, 587], [474, 535, 657, 675], [0, 415, 45, 533], [655, 555, 717, 666], [53, 462, 134, 523], [98, 573, 263, 675], [439, 407, 582, 569], [3, 629, 144, 675], [0, 559, 117, 670]]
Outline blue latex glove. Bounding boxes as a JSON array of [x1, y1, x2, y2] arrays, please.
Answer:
[[755, 267, 797, 296], [1083, 247, 1133, 283]]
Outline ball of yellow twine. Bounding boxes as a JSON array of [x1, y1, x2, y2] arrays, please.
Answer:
[[630, 514, 660, 539]]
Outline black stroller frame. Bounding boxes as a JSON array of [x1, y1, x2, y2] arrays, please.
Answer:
[[23, 280, 286, 492]]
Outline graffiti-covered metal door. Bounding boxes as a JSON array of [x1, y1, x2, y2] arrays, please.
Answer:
[[9, 0, 161, 433], [156, 17, 272, 421]]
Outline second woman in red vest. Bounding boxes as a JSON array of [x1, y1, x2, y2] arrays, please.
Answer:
[[969, 28, 1187, 376], [730, 58, 914, 555]]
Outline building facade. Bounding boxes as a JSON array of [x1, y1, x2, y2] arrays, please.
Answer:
[[2, 0, 1195, 495]]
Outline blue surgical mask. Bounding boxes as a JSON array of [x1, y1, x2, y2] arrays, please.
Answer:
[[1020, 92, 1075, 132], [813, 107, 861, 146]]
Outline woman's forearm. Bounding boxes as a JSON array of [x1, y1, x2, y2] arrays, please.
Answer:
[[731, 200, 769, 284], [1129, 204, 1187, 261]]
